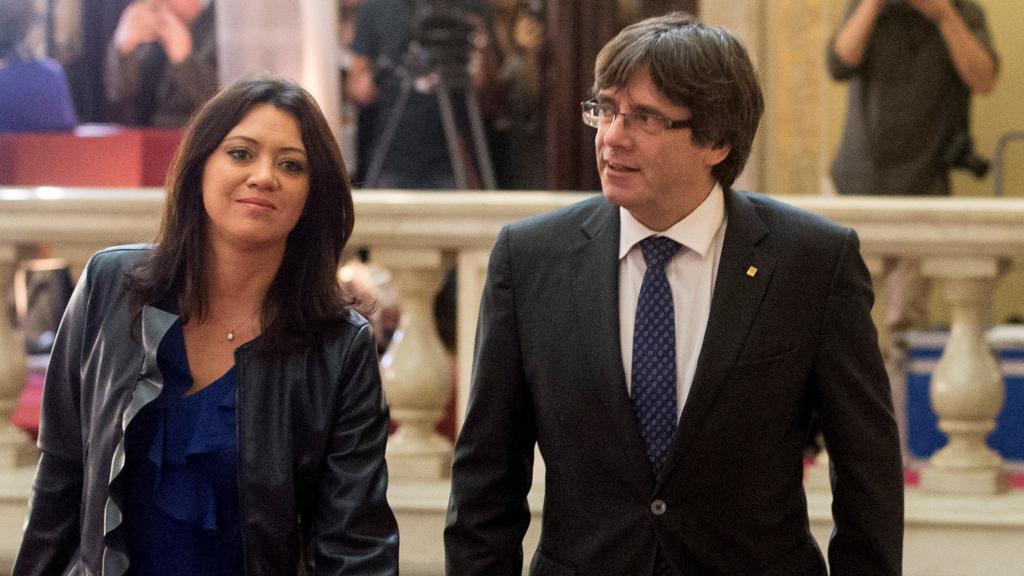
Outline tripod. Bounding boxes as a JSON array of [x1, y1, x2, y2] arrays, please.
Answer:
[[363, 61, 497, 190]]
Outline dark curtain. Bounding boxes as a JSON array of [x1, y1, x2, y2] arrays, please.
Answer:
[[65, 0, 133, 122], [543, 0, 698, 191]]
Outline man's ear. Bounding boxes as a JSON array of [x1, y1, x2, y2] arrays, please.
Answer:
[[705, 144, 731, 168]]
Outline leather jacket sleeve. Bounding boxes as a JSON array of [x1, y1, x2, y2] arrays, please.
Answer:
[[13, 258, 95, 575], [312, 323, 399, 575]]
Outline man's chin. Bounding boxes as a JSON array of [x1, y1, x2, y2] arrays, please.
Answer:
[[601, 183, 641, 209]]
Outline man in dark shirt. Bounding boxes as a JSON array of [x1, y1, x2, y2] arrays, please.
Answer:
[[828, 0, 998, 198], [828, 0, 998, 459]]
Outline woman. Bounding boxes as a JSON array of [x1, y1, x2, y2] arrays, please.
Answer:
[[13, 77, 398, 575], [0, 0, 77, 132]]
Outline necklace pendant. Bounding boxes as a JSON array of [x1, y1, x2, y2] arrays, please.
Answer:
[[226, 330, 235, 341]]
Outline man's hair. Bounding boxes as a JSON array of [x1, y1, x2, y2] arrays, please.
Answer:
[[0, 0, 34, 57], [593, 12, 764, 189], [127, 76, 354, 353]]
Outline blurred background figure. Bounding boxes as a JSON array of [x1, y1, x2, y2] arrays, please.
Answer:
[[345, 0, 492, 189], [828, 0, 998, 335], [480, 0, 545, 190], [0, 0, 77, 132], [105, 0, 217, 127]]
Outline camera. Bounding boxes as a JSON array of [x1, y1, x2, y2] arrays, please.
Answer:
[[407, 0, 476, 87], [943, 131, 990, 179]]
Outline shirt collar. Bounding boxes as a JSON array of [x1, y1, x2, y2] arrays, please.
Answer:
[[618, 182, 726, 260]]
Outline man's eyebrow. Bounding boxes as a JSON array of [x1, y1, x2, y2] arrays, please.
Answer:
[[631, 103, 665, 117]]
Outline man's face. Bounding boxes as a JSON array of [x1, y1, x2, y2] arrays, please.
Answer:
[[595, 68, 729, 231]]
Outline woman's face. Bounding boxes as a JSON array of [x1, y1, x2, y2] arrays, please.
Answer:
[[201, 103, 310, 253]]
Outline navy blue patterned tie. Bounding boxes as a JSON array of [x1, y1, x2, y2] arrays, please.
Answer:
[[631, 235, 681, 478], [632, 236, 681, 576]]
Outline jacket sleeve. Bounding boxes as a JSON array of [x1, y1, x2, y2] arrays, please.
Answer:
[[13, 259, 95, 576], [313, 323, 399, 575], [445, 225, 536, 576], [813, 229, 904, 575]]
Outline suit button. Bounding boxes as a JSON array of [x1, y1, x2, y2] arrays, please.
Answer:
[[651, 499, 667, 516]]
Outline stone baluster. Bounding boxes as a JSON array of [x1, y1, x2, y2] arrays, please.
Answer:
[[0, 246, 37, 469], [919, 257, 1009, 494], [375, 248, 453, 479]]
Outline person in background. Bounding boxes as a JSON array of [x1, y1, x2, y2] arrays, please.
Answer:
[[828, 0, 998, 463], [346, 0, 491, 189], [828, 0, 998, 334], [446, 12, 903, 575], [481, 0, 545, 190], [14, 77, 398, 575], [105, 0, 217, 127], [0, 0, 77, 132]]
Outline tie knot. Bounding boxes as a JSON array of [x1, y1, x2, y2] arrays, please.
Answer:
[[639, 236, 680, 270]]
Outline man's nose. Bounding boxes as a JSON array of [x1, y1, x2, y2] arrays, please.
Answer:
[[602, 112, 633, 145]]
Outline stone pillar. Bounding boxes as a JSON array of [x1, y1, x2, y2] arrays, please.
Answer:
[[376, 249, 453, 479], [0, 246, 37, 469], [919, 257, 1009, 494]]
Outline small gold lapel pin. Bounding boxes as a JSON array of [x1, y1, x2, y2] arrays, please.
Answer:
[[746, 266, 758, 278]]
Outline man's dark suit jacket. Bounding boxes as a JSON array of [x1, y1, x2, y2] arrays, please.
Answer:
[[445, 191, 904, 575]]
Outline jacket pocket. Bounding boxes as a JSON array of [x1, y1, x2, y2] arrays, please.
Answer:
[[529, 550, 576, 576]]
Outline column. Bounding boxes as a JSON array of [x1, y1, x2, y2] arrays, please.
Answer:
[[375, 249, 453, 479], [919, 257, 1009, 494], [0, 245, 36, 468]]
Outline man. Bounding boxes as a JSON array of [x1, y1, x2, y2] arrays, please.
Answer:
[[105, 0, 217, 127], [828, 0, 997, 332], [446, 13, 903, 576]]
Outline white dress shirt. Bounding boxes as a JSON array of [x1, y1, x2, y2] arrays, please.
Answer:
[[618, 183, 727, 419]]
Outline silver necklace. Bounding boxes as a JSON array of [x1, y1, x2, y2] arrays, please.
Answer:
[[216, 307, 261, 341]]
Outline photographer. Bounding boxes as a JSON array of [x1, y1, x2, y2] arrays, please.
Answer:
[[829, 0, 997, 198], [827, 0, 999, 458], [346, 0, 491, 189]]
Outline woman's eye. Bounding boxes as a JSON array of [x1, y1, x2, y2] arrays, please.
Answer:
[[227, 148, 252, 162], [281, 160, 306, 174]]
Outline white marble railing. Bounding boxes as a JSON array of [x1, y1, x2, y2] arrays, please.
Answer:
[[2, 188, 1024, 574]]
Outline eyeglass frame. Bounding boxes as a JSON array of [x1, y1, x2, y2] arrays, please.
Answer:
[[580, 99, 695, 135]]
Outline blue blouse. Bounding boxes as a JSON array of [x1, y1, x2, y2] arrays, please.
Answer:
[[124, 321, 243, 575]]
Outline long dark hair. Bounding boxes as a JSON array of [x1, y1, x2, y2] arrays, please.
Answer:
[[127, 76, 355, 352]]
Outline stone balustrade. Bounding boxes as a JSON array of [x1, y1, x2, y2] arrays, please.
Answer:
[[2, 187, 1024, 574]]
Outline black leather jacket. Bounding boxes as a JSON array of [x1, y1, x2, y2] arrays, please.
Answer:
[[14, 246, 399, 575]]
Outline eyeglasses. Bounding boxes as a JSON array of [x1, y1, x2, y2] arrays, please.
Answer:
[[581, 99, 694, 136]]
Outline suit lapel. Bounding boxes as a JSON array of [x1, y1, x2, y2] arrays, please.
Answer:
[[659, 190, 776, 484], [571, 200, 655, 484]]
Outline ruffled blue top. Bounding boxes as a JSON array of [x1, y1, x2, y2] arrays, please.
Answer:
[[123, 321, 243, 575]]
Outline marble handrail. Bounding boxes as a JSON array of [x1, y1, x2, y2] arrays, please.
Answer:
[[2, 187, 1023, 492]]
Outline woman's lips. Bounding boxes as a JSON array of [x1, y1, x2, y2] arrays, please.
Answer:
[[238, 197, 275, 209]]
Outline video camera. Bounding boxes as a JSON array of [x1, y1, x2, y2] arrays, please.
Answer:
[[406, 0, 477, 88], [943, 131, 990, 179]]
